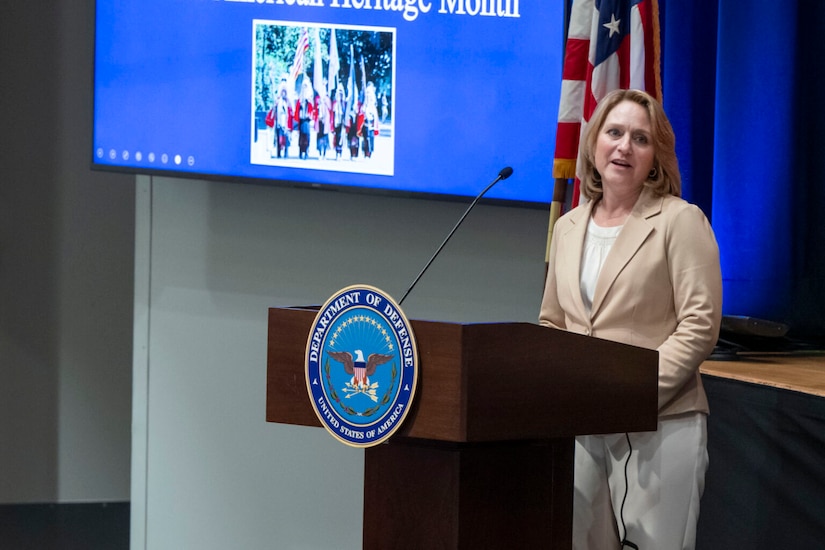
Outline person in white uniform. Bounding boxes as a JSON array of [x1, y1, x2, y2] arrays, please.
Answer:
[[540, 88, 723, 549]]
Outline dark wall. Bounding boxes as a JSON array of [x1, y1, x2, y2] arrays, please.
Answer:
[[0, 1, 134, 502], [791, 3, 825, 340], [0, 2, 62, 498]]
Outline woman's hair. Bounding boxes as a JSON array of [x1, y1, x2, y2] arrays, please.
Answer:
[[579, 89, 681, 201]]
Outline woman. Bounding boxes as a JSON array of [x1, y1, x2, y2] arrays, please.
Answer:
[[540, 89, 722, 549]]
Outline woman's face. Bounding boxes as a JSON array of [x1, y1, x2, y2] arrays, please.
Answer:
[[594, 100, 655, 193]]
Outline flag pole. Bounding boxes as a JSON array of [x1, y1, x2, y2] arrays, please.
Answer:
[[545, 178, 568, 269], [546, 0, 574, 277]]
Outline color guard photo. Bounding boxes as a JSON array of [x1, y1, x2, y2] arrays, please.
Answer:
[[251, 21, 396, 176]]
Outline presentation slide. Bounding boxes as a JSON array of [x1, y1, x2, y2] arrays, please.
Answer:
[[93, 0, 563, 203]]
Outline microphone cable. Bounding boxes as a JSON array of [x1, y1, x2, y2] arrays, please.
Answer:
[[619, 432, 639, 549]]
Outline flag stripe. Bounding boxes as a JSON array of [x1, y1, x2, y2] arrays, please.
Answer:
[[562, 39, 590, 81], [290, 28, 310, 82], [554, 122, 583, 158], [557, 80, 586, 122]]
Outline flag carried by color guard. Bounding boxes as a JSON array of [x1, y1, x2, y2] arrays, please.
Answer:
[[328, 29, 340, 96], [289, 27, 310, 84]]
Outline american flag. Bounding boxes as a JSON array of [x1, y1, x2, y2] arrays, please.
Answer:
[[553, 0, 661, 206], [289, 27, 310, 83]]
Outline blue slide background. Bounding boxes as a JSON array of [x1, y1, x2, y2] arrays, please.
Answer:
[[93, 1, 564, 203]]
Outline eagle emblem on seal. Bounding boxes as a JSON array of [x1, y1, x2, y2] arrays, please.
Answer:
[[328, 349, 394, 401]]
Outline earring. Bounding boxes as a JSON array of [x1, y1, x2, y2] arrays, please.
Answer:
[[648, 166, 658, 180]]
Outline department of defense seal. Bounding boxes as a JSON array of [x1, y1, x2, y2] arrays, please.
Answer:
[[305, 285, 419, 447]]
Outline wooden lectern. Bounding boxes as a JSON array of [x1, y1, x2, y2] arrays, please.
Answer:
[[266, 306, 657, 549]]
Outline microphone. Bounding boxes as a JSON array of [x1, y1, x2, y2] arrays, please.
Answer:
[[398, 166, 513, 306]]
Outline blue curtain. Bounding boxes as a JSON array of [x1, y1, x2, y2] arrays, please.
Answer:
[[661, 0, 823, 340]]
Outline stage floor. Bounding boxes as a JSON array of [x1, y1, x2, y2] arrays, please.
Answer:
[[701, 352, 825, 397]]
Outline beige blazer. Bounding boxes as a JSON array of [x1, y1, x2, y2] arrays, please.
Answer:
[[540, 187, 723, 417]]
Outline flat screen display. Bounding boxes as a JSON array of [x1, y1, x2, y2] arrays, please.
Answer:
[[93, 1, 563, 203]]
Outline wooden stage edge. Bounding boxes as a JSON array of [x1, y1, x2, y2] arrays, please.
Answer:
[[701, 352, 825, 398]]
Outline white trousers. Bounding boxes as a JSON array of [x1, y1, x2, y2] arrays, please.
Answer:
[[572, 412, 708, 550]]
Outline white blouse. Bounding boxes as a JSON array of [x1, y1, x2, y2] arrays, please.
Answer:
[[580, 217, 623, 315]]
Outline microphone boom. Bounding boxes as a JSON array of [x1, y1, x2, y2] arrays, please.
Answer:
[[398, 167, 513, 306]]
